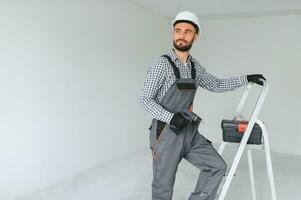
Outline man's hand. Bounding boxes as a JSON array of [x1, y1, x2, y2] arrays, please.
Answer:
[[247, 74, 266, 86], [170, 112, 190, 132]]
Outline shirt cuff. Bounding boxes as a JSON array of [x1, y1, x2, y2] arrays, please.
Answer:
[[166, 112, 174, 124], [240, 75, 248, 85]]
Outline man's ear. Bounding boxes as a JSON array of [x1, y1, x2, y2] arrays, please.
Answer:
[[193, 33, 199, 41]]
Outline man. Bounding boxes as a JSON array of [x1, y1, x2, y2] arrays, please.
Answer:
[[139, 11, 265, 200]]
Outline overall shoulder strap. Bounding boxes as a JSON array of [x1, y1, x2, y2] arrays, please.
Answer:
[[162, 55, 181, 79], [191, 60, 196, 79]]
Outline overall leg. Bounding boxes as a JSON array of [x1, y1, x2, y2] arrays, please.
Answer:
[[151, 126, 184, 200], [184, 133, 227, 200]]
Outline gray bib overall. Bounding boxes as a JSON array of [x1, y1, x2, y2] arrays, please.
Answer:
[[149, 55, 227, 200]]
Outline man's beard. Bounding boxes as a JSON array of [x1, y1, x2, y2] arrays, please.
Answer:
[[173, 39, 193, 52]]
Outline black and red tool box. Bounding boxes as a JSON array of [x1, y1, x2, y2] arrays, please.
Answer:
[[221, 120, 262, 144]]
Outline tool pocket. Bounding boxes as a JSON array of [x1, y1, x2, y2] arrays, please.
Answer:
[[149, 121, 156, 151], [155, 125, 179, 157], [156, 120, 166, 140], [153, 126, 168, 158], [149, 120, 165, 151], [149, 120, 178, 159]]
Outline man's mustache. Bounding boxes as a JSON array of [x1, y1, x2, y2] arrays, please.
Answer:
[[176, 39, 187, 43]]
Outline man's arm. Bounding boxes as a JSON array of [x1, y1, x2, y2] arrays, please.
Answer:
[[139, 58, 174, 123], [194, 61, 248, 92]]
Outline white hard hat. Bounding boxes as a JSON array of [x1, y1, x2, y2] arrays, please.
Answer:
[[172, 11, 201, 34]]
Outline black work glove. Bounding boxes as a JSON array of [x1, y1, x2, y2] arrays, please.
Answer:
[[247, 74, 266, 86], [170, 112, 190, 132]]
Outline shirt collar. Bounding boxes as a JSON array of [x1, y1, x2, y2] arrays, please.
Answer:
[[168, 49, 192, 63]]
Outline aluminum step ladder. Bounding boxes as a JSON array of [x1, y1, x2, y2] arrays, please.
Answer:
[[217, 80, 277, 200]]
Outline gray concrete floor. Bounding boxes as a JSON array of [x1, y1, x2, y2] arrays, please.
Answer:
[[16, 144, 301, 200]]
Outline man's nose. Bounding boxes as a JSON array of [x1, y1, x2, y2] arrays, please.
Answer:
[[179, 31, 185, 39]]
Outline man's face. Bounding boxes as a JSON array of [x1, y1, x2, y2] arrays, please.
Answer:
[[173, 22, 198, 52]]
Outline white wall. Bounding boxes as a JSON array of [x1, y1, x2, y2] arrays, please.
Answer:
[[191, 15, 301, 155], [0, 1, 169, 199], [2, 1, 300, 199]]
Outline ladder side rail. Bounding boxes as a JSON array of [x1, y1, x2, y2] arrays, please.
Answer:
[[233, 83, 253, 120], [247, 149, 257, 200], [218, 80, 268, 200], [256, 120, 277, 200]]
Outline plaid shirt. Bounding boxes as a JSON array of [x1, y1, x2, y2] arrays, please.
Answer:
[[139, 49, 248, 123]]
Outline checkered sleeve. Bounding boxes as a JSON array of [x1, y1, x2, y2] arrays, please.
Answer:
[[195, 61, 248, 92], [139, 58, 174, 123]]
